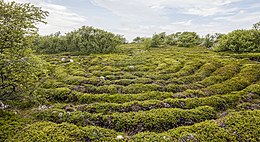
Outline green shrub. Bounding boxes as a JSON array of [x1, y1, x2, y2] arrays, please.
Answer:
[[42, 79, 65, 89], [34, 26, 124, 54], [106, 106, 216, 133], [122, 84, 162, 94], [13, 121, 120, 142], [199, 63, 241, 86], [0, 110, 31, 141], [222, 110, 260, 141], [63, 76, 86, 85], [46, 88, 72, 102], [35, 106, 216, 134], [76, 93, 242, 114], [113, 79, 133, 86], [204, 64, 260, 95], [96, 85, 123, 94], [176, 62, 221, 84], [214, 29, 260, 52], [131, 110, 260, 142], [177, 32, 199, 47], [173, 60, 204, 77]]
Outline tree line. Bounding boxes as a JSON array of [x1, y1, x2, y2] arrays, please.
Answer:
[[133, 22, 260, 52], [33, 26, 126, 54]]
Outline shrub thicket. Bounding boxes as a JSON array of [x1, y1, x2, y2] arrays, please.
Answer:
[[34, 26, 125, 54]]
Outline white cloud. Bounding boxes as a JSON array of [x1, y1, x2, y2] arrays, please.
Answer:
[[37, 2, 87, 35], [89, 0, 246, 39], [7, 0, 87, 35], [5, 0, 259, 41]]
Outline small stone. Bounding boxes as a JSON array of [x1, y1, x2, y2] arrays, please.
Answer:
[[116, 135, 124, 139], [129, 65, 135, 70], [69, 59, 74, 63], [99, 76, 105, 80], [163, 103, 171, 108], [38, 105, 48, 111], [58, 112, 63, 118], [4, 105, 9, 109], [61, 58, 66, 61]]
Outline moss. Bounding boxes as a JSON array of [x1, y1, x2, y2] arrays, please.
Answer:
[[131, 110, 260, 141], [96, 85, 123, 94], [173, 60, 205, 77], [176, 62, 221, 84], [12, 122, 121, 142], [132, 78, 153, 84], [63, 76, 86, 85], [122, 84, 162, 94], [199, 63, 241, 86], [222, 110, 260, 142], [204, 64, 260, 95], [105, 106, 216, 133], [0, 110, 31, 141], [42, 79, 65, 89], [46, 87, 72, 102], [113, 79, 133, 86]]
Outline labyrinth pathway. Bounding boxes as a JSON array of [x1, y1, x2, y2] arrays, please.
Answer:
[[4, 45, 259, 141]]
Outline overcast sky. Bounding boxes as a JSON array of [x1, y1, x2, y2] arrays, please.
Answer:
[[8, 0, 260, 41]]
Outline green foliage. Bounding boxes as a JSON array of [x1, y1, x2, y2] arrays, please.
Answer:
[[13, 121, 120, 142], [132, 36, 146, 43], [0, 110, 31, 141], [35, 106, 216, 134], [131, 110, 260, 142], [73, 92, 245, 114], [147, 32, 200, 48], [34, 26, 125, 54], [150, 32, 167, 47], [177, 32, 199, 47], [214, 29, 260, 52], [122, 83, 162, 94], [0, 1, 48, 100], [201, 33, 224, 48], [204, 64, 260, 95], [222, 110, 260, 142]]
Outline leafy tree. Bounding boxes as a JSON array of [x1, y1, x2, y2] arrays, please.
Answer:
[[214, 29, 260, 52], [165, 33, 178, 45], [253, 21, 260, 31], [150, 32, 166, 47], [213, 22, 260, 52], [143, 38, 152, 49], [133, 36, 142, 43], [177, 32, 199, 47], [252, 21, 260, 48], [202, 33, 224, 48], [0, 1, 48, 100], [202, 34, 214, 48], [34, 26, 125, 54]]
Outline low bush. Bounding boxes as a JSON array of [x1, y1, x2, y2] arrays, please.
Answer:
[[204, 64, 260, 95], [199, 63, 241, 86], [131, 110, 260, 142], [122, 84, 163, 94], [35, 106, 216, 134], [0, 110, 31, 141], [214, 29, 260, 52], [13, 121, 120, 142]]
